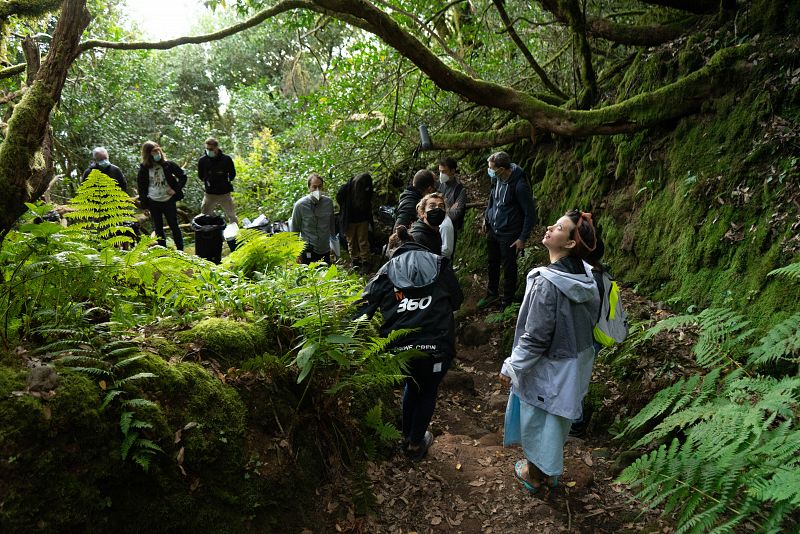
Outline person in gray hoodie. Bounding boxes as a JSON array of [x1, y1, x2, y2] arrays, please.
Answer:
[[500, 209, 600, 493]]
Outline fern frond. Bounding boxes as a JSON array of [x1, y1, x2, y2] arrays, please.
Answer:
[[747, 313, 800, 367], [768, 262, 800, 281]]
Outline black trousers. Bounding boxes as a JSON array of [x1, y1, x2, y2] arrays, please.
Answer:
[[149, 198, 183, 251], [487, 230, 518, 302]]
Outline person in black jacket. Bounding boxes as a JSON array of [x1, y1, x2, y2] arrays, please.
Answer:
[[409, 192, 446, 255], [336, 172, 373, 270], [394, 169, 436, 230], [82, 147, 127, 192], [136, 141, 187, 251], [198, 137, 237, 224], [361, 226, 464, 460]]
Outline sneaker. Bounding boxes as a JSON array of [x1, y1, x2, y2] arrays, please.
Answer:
[[477, 293, 499, 309], [405, 431, 434, 461]]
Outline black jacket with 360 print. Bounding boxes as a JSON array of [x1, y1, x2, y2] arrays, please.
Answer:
[[361, 242, 463, 357]]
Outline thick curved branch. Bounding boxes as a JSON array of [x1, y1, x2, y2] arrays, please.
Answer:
[[0, 62, 24, 79], [21, 36, 40, 84], [427, 120, 533, 150], [79, 0, 313, 52], [491, 0, 567, 100]]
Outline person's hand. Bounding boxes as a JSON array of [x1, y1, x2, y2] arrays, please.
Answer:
[[510, 239, 525, 251], [499, 373, 511, 388], [167, 188, 176, 196], [480, 219, 487, 234]]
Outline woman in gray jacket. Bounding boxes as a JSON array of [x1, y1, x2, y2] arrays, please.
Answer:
[[500, 209, 600, 492]]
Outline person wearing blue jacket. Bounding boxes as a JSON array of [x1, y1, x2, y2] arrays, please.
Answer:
[[479, 151, 537, 310], [500, 210, 600, 493]]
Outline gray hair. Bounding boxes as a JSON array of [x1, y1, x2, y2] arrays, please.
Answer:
[[92, 146, 109, 159], [488, 151, 511, 170]]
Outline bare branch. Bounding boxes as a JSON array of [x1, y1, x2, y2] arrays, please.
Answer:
[[21, 36, 40, 84], [491, 0, 567, 100]]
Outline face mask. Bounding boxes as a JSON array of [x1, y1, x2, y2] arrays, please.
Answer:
[[97, 159, 110, 167], [426, 207, 446, 226], [152, 153, 162, 162], [311, 190, 321, 201], [205, 149, 217, 157], [439, 172, 450, 184], [487, 168, 496, 178]]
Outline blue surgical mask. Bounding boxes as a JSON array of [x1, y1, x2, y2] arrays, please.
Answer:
[[205, 149, 217, 157], [487, 168, 496, 178], [98, 159, 110, 167], [153, 153, 162, 162]]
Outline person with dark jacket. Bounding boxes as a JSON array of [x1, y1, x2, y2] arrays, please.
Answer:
[[394, 169, 436, 230], [437, 156, 467, 232], [409, 192, 446, 255], [336, 172, 373, 269], [198, 137, 237, 224], [82, 147, 127, 192], [479, 151, 537, 310], [361, 226, 464, 460], [500, 210, 599, 493], [136, 141, 188, 251]]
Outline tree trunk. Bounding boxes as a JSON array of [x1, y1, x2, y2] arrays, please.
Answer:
[[0, 0, 90, 242]]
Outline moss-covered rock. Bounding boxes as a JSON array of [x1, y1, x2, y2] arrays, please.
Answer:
[[176, 317, 272, 367]]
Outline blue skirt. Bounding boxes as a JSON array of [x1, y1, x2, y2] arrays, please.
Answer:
[[503, 392, 572, 476]]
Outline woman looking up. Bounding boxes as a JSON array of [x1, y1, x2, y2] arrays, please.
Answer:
[[136, 141, 188, 251], [500, 210, 600, 492]]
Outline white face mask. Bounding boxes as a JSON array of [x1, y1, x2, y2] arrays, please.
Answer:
[[310, 190, 321, 201], [439, 172, 450, 184]]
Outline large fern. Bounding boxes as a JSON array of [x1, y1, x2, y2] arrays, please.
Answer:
[[618, 266, 800, 532], [64, 169, 137, 246]]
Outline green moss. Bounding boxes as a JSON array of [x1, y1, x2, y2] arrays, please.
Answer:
[[177, 317, 272, 367]]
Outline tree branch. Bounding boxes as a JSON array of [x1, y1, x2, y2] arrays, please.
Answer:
[[426, 120, 534, 150], [0, 62, 24, 80], [0, 0, 62, 18], [491, 0, 567, 100], [21, 36, 40, 85], [559, 0, 596, 107], [638, 0, 724, 15]]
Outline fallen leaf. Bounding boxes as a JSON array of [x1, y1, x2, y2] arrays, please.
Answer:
[[468, 478, 486, 487], [583, 452, 594, 466], [431, 517, 442, 525], [174, 429, 182, 444], [566, 481, 577, 487], [189, 477, 200, 491], [455, 463, 462, 470], [99, 380, 107, 390], [176, 446, 185, 465], [183, 421, 198, 431]]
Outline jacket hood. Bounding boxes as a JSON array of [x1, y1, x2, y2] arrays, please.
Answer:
[[508, 163, 524, 183], [539, 266, 597, 303], [385, 243, 441, 289]]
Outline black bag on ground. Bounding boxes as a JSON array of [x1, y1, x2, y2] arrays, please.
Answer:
[[191, 214, 225, 264]]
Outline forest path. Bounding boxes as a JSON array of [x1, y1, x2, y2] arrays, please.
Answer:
[[316, 294, 671, 534]]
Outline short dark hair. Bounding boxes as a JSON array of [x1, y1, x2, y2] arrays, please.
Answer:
[[438, 156, 457, 171], [307, 173, 324, 187], [412, 169, 435, 192], [205, 137, 219, 146], [488, 151, 512, 170]]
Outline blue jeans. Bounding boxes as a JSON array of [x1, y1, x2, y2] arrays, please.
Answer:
[[402, 353, 450, 444]]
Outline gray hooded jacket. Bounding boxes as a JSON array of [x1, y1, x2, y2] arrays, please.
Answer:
[[501, 264, 600, 420]]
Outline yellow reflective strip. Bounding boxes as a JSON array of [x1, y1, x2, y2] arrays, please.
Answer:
[[608, 281, 619, 320], [593, 326, 615, 347]]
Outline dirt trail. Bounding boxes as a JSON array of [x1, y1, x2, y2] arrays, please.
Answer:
[[315, 300, 671, 534]]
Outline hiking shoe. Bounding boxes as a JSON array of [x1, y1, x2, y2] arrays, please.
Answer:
[[477, 293, 499, 309], [405, 431, 434, 461]]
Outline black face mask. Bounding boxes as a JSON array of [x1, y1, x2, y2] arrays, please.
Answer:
[[426, 207, 446, 226]]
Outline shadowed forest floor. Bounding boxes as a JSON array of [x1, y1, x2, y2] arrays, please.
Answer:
[[308, 286, 679, 534]]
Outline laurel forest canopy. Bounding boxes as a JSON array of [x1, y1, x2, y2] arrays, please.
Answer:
[[0, 0, 792, 238]]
